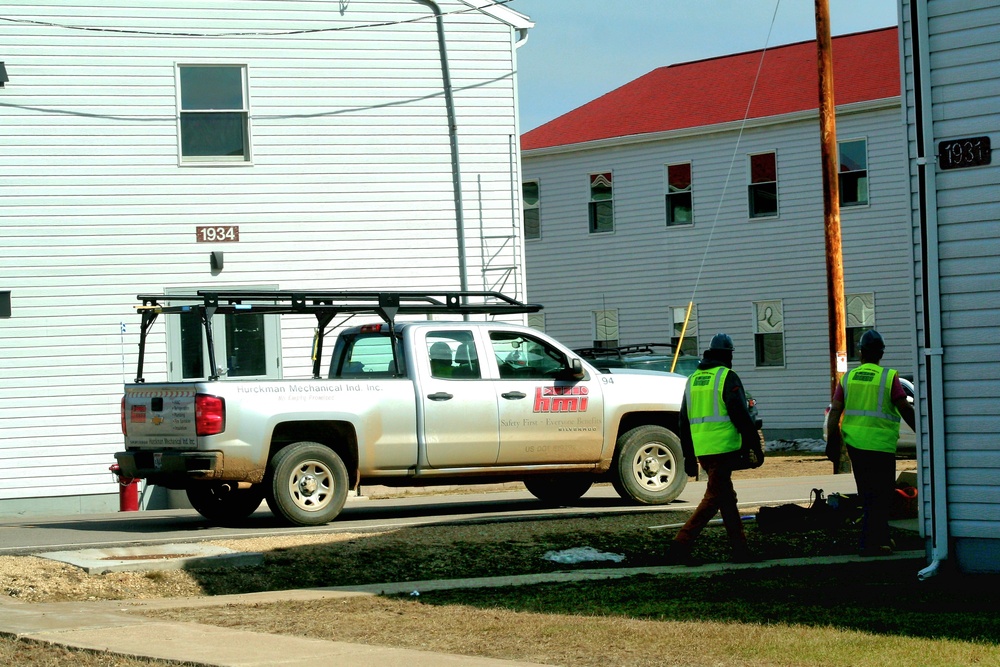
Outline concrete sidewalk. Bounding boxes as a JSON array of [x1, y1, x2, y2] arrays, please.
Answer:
[[0, 551, 924, 667]]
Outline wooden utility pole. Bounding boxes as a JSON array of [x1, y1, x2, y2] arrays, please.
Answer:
[[815, 0, 849, 473]]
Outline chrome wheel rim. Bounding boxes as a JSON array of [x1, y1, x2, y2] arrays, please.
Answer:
[[287, 459, 333, 512], [631, 442, 675, 492]]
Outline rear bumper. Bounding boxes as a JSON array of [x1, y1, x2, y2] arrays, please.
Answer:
[[115, 450, 225, 487]]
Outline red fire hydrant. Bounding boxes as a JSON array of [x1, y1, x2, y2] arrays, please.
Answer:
[[109, 463, 140, 512]]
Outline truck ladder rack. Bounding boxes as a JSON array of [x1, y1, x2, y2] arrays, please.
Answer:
[[133, 290, 542, 382]]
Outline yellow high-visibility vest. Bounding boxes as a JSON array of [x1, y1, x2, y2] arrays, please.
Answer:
[[841, 363, 901, 453], [685, 367, 741, 456]]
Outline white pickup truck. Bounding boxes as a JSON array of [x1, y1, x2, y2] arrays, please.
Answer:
[[118, 290, 689, 526]]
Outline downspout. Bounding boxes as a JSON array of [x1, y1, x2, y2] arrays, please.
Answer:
[[909, 0, 949, 580], [410, 0, 469, 298]]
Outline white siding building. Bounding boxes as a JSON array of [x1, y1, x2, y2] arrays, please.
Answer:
[[900, 0, 1000, 575], [520, 28, 915, 439], [0, 1, 532, 515]]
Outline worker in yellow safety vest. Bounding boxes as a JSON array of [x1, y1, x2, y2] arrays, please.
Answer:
[[826, 329, 916, 556], [666, 333, 764, 566]]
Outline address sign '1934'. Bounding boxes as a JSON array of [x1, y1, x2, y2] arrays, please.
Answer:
[[938, 136, 992, 170], [195, 225, 240, 242]]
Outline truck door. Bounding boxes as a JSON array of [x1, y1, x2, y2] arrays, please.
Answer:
[[419, 329, 501, 468], [489, 331, 604, 465]]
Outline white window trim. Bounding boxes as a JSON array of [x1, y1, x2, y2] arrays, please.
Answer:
[[752, 298, 786, 369], [523, 179, 541, 241], [665, 161, 694, 227], [175, 62, 254, 167], [837, 136, 871, 209], [588, 171, 615, 234], [747, 150, 779, 219]]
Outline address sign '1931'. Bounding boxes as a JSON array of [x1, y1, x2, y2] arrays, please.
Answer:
[[938, 136, 992, 170], [195, 225, 240, 242]]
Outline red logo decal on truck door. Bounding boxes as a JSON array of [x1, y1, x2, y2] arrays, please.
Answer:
[[533, 386, 589, 413]]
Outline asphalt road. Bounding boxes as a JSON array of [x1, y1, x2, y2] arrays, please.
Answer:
[[0, 474, 858, 556]]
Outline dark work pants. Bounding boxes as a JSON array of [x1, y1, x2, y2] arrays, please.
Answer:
[[847, 445, 896, 550], [674, 455, 747, 551]]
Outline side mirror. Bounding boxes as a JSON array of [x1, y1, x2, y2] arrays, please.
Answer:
[[569, 357, 585, 380]]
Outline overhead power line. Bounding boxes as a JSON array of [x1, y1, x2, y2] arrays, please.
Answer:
[[0, 0, 517, 38]]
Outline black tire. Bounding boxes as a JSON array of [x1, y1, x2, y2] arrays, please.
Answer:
[[186, 483, 266, 525], [523, 475, 594, 504], [266, 441, 349, 526], [611, 425, 686, 504]]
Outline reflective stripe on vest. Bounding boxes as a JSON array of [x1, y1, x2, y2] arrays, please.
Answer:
[[841, 364, 901, 453], [685, 366, 741, 456]]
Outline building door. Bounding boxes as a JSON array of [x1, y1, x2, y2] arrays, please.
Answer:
[[165, 287, 281, 381]]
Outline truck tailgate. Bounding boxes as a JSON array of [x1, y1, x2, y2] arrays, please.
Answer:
[[124, 384, 199, 449]]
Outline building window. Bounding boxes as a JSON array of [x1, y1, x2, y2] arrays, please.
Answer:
[[593, 309, 618, 348], [748, 152, 778, 218], [671, 305, 698, 356], [588, 172, 614, 233], [839, 138, 869, 207], [845, 292, 875, 361], [665, 162, 693, 226], [753, 300, 784, 367], [527, 313, 545, 332], [178, 65, 250, 162], [522, 181, 540, 240]]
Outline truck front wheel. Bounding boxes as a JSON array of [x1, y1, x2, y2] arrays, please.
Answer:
[[612, 425, 686, 504], [186, 483, 266, 525], [266, 441, 349, 526]]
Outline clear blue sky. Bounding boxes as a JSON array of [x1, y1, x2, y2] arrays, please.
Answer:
[[508, 0, 899, 132]]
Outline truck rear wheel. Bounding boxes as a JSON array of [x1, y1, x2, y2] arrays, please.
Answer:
[[612, 425, 686, 504], [266, 441, 348, 526], [186, 483, 266, 525], [523, 475, 594, 504]]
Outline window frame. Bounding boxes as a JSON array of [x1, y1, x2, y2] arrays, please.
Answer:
[[176, 63, 252, 165], [527, 313, 545, 332], [747, 151, 779, 219], [592, 309, 619, 348], [845, 292, 876, 361], [671, 304, 698, 356], [665, 162, 693, 226], [838, 137, 869, 207], [753, 299, 785, 368], [588, 172, 614, 234], [522, 180, 541, 240]]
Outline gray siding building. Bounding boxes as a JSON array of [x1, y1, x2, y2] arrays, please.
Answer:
[[520, 28, 915, 439], [900, 0, 1000, 575]]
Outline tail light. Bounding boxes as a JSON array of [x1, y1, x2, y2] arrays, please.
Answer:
[[195, 394, 226, 436]]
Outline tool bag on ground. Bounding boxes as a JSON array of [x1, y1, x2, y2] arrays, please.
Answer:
[[756, 489, 861, 533]]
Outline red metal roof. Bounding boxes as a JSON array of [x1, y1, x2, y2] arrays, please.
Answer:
[[521, 27, 900, 152]]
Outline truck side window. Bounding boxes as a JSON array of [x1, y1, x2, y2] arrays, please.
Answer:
[[490, 332, 565, 379], [427, 331, 480, 380], [331, 334, 404, 378]]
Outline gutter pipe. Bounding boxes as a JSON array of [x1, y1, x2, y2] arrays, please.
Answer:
[[411, 0, 469, 297], [909, 0, 949, 580]]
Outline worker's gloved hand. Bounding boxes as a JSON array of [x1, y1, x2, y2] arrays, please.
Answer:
[[685, 460, 699, 478]]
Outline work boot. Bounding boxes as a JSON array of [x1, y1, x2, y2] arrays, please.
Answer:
[[665, 541, 702, 566]]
